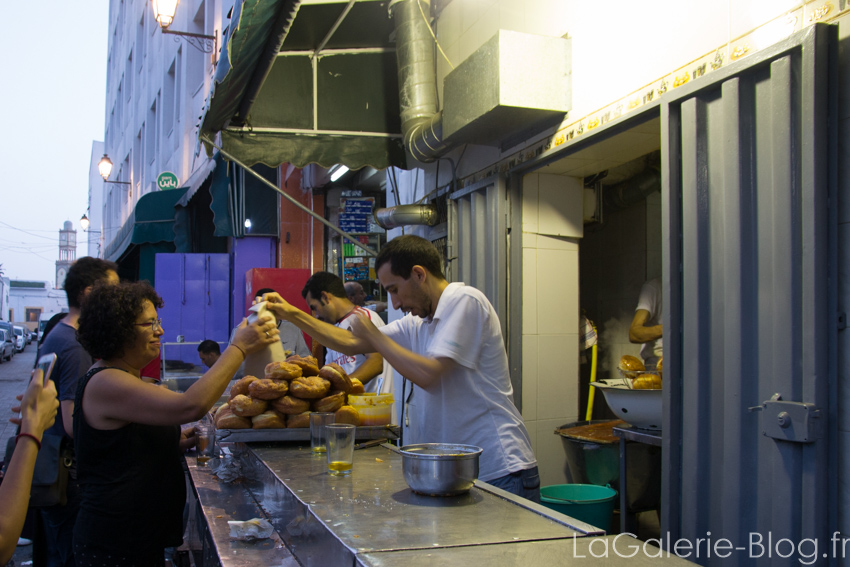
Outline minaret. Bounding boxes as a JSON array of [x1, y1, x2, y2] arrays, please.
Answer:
[[56, 220, 77, 289]]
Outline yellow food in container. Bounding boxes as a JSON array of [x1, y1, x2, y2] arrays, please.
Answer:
[[348, 393, 394, 426]]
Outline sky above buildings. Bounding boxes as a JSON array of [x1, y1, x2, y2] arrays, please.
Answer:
[[0, 2, 108, 283]]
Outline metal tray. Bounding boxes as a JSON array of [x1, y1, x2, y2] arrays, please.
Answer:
[[216, 424, 400, 443]]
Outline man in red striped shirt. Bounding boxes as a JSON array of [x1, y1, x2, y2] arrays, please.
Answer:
[[301, 272, 390, 394]]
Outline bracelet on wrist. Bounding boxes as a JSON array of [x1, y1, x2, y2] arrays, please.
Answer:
[[16, 432, 41, 451], [230, 343, 247, 359]]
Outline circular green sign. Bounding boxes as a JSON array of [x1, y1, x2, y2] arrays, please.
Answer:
[[157, 172, 179, 190]]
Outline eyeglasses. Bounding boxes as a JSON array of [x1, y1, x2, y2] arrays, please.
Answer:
[[134, 318, 163, 332]]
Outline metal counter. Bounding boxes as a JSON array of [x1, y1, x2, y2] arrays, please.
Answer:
[[187, 460, 298, 566], [188, 442, 695, 566], [357, 536, 697, 566]]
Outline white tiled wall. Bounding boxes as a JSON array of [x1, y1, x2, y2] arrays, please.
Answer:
[[521, 172, 582, 486]]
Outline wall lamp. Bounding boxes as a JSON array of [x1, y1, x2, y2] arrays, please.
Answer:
[[97, 155, 131, 185], [80, 215, 90, 231], [152, 0, 218, 54]]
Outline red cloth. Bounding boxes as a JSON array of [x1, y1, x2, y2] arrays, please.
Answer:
[[141, 354, 161, 381]]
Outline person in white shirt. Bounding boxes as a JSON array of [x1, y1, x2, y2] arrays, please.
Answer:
[[301, 272, 390, 394], [629, 278, 663, 369], [262, 235, 539, 501]]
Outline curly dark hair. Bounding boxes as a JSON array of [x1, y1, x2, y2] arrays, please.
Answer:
[[77, 281, 164, 360], [65, 257, 118, 308]]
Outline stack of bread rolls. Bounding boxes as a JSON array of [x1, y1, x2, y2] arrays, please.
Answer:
[[618, 354, 662, 390], [214, 355, 365, 429]]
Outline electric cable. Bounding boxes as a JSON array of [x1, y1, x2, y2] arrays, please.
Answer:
[[416, 0, 454, 70]]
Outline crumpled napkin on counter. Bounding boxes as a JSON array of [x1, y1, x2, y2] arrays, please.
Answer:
[[228, 518, 274, 541], [209, 449, 243, 482]]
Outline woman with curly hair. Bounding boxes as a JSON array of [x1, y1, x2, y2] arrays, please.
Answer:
[[72, 281, 279, 566]]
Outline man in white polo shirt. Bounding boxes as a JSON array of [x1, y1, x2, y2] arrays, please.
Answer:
[[263, 235, 539, 502], [301, 271, 390, 394]]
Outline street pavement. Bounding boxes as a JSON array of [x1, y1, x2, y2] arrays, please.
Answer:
[[0, 343, 39, 567], [0, 345, 38, 454]]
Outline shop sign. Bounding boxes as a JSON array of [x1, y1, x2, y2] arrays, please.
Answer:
[[157, 172, 180, 190]]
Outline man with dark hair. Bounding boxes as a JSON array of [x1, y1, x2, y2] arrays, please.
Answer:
[[302, 272, 391, 393], [262, 235, 539, 501], [36, 257, 118, 566], [197, 340, 221, 369]]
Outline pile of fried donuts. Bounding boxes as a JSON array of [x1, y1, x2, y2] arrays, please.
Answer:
[[214, 355, 365, 429]]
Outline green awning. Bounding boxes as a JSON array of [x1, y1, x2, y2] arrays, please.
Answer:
[[105, 188, 189, 262], [200, 0, 406, 170], [131, 188, 189, 245]]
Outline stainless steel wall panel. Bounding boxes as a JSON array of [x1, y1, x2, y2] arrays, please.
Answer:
[[448, 176, 508, 339], [662, 24, 837, 565]]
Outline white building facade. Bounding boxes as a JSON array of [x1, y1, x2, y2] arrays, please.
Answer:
[[8, 281, 68, 330], [94, 0, 226, 263]]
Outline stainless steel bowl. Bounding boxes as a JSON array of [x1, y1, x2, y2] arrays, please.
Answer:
[[399, 443, 483, 496]]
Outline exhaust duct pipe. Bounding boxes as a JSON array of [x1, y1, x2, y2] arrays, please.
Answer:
[[374, 204, 439, 229], [391, 0, 450, 163]]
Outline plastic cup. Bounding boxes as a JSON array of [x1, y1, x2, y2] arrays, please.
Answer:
[[310, 412, 335, 454], [326, 424, 356, 476], [196, 424, 216, 466]]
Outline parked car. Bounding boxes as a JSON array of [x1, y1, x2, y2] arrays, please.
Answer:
[[25, 328, 33, 344], [0, 322, 13, 358], [37, 312, 61, 344], [12, 326, 26, 352], [0, 329, 13, 362]]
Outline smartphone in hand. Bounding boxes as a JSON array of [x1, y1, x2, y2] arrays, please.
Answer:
[[36, 353, 57, 386]]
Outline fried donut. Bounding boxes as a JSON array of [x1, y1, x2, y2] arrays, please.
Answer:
[[248, 378, 289, 400], [264, 361, 303, 381], [286, 412, 311, 428], [214, 402, 231, 422], [286, 354, 320, 376], [312, 390, 346, 413], [215, 405, 252, 429], [271, 395, 311, 415], [334, 405, 360, 426], [318, 363, 353, 393], [251, 410, 287, 429], [289, 376, 331, 399], [229, 376, 259, 400], [349, 377, 365, 395], [229, 394, 268, 417]]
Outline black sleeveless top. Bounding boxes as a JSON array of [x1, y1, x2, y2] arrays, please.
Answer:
[[72, 367, 185, 561]]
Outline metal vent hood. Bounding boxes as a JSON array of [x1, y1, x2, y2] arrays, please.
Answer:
[[442, 30, 572, 148]]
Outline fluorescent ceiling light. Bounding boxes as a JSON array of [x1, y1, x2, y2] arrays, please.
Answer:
[[329, 165, 349, 182]]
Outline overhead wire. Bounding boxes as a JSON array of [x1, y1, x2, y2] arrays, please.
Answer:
[[0, 221, 64, 241]]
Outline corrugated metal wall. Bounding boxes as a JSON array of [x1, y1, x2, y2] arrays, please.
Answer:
[[661, 24, 837, 565], [447, 176, 509, 338]]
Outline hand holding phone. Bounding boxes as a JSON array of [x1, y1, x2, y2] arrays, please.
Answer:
[[12, 357, 59, 430], [15, 354, 56, 419], [37, 353, 58, 386]]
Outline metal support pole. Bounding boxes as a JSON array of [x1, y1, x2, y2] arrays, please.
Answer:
[[200, 136, 379, 257]]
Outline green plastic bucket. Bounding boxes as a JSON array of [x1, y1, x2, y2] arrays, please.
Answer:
[[540, 484, 617, 530]]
